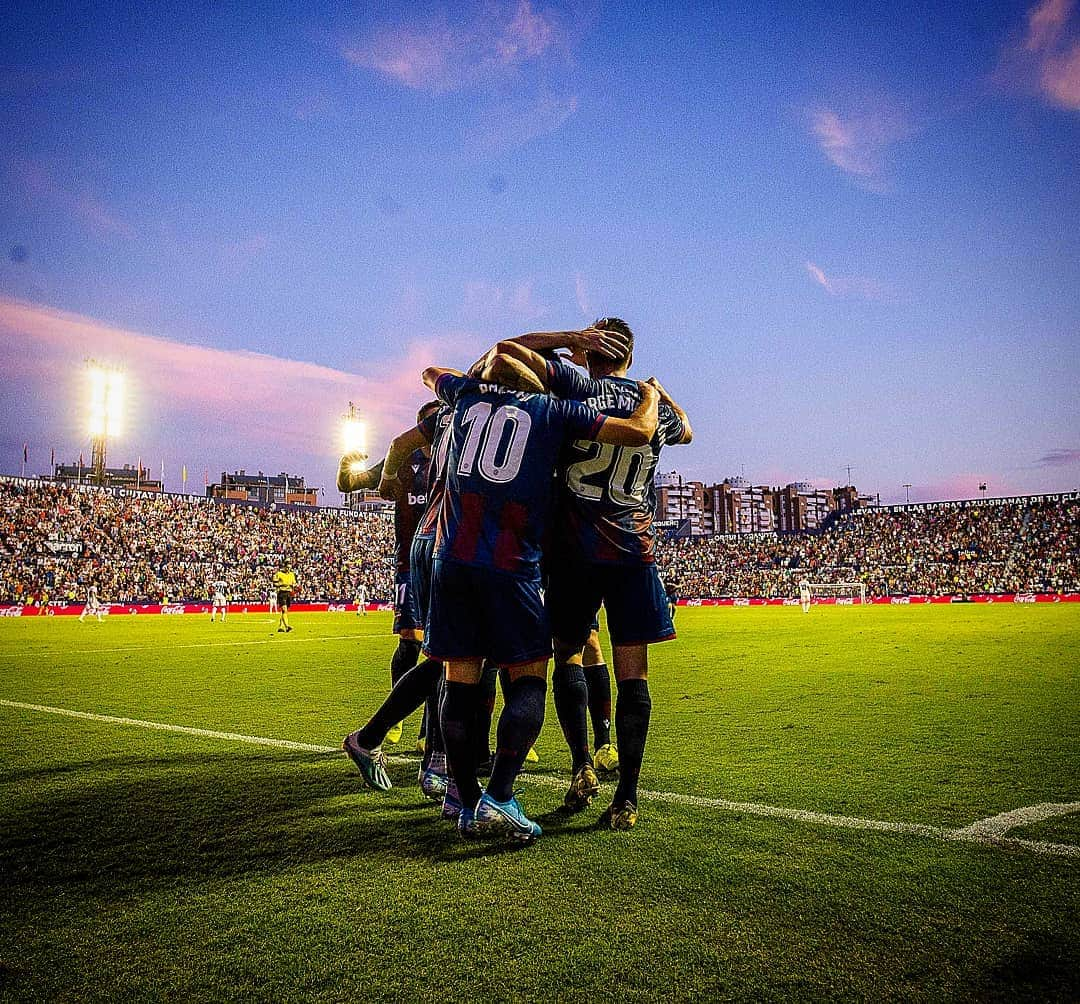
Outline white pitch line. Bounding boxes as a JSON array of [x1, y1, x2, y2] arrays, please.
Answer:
[[1, 699, 1078, 859], [0, 633, 387, 658]]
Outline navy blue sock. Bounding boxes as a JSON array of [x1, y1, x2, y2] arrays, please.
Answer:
[[584, 663, 612, 749], [553, 662, 592, 771], [356, 659, 441, 750], [390, 638, 422, 687], [613, 678, 651, 807], [475, 664, 498, 764], [440, 681, 482, 809], [487, 675, 547, 802]]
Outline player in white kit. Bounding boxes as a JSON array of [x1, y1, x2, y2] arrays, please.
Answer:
[[210, 580, 229, 622], [355, 583, 368, 616], [268, 587, 278, 614], [79, 584, 104, 623], [798, 578, 811, 614]]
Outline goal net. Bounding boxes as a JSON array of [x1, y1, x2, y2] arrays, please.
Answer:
[[807, 581, 867, 604]]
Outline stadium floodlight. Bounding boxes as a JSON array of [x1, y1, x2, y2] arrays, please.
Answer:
[[86, 362, 124, 486], [342, 417, 366, 456]]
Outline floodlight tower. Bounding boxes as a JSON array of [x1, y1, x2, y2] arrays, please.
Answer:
[[340, 402, 368, 507], [341, 401, 367, 456], [87, 361, 124, 486]]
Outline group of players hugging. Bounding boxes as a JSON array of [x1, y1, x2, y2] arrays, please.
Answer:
[[337, 318, 692, 842]]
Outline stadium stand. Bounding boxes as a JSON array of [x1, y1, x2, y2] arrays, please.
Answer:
[[0, 478, 392, 605], [1, 478, 1076, 605], [657, 495, 1080, 598]]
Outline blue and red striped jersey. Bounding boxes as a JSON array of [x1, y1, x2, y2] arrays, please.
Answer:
[[546, 359, 686, 565], [414, 405, 452, 541], [433, 374, 606, 578], [383, 448, 430, 573]]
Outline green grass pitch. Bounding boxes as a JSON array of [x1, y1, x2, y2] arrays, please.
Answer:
[[2, 605, 1078, 1000]]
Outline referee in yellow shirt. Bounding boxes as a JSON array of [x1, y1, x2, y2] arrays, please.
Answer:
[[272, 559, 297, 633]]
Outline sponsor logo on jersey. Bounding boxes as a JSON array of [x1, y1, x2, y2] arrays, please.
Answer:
[[408, 492, 428, 506]]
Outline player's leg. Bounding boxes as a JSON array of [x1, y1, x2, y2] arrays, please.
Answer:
[[439, 657, 485, 828], [343, 655, 444, 791], [496, 666, 539, 763], [600, 564, 675, 829], [582, 627, 618, 772], [474, 662, 498, 772], [547, 564, 602, 809], [388, 571, 423, 743], [473, 573, 552, 841]]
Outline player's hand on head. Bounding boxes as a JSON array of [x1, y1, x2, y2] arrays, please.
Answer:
[[578, 326, 630, 360]]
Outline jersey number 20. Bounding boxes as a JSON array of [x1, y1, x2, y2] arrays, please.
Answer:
[[566, 440, 655, 504]]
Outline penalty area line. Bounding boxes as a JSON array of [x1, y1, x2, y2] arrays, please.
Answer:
[[1, 698, 1077, 859]]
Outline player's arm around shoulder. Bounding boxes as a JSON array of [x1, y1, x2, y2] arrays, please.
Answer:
[[647, 376, 693, 444], [595, 381, 660, 447]]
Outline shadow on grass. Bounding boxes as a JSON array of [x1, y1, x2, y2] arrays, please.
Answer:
[[0, 749, 596, 896]]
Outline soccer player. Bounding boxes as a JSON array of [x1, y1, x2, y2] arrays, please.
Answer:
[[341, 402, 451, 796], [799, 578, 812, 614], [272, 560, 296, 633], [355, 583, 368, 616], [210, 578, 228, 622], [421, 357, 659, 841], [78, 583, 104, 623], [339, 402, 439, 745], [268, 587, 278, 614], [493, 320, 693, 828]]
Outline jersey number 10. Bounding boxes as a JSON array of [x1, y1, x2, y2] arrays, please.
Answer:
[[457, 402, 532, 483]]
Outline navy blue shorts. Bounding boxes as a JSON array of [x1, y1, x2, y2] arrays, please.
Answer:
[[409, 535, 435, 628], [424, 559, 552, 667], [547, 560, 675, 649], [392, 569, 421, 634]]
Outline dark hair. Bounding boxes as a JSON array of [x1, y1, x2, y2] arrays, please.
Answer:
[[593, 316, 634, 367], [416, 400, 440, 424]]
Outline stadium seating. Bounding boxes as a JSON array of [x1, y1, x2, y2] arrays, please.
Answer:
[[0, 480, 1076, 603]]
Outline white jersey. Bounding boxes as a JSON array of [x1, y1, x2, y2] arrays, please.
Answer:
[[212, 581, 228, 601], [87, 586, 99, 608]]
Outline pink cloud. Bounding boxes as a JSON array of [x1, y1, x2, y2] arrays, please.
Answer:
[[804, 261, 888, 300], [808, 102, 914, 189], [344, 1, 563, 94], [901, 474, 1017, 504], [0, 297, 441, 490], [998, 0, 1080, 110]]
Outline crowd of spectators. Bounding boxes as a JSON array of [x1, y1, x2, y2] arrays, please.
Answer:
[[657, 497, 1080, 598], [0, 480, 392, 605], [1, 479, 1077, 605]]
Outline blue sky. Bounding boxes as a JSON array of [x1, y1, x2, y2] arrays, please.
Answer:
[[1, 0, 1078, 502]]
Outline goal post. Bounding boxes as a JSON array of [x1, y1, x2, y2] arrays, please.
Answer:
[[806, 581, 867, 604]]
